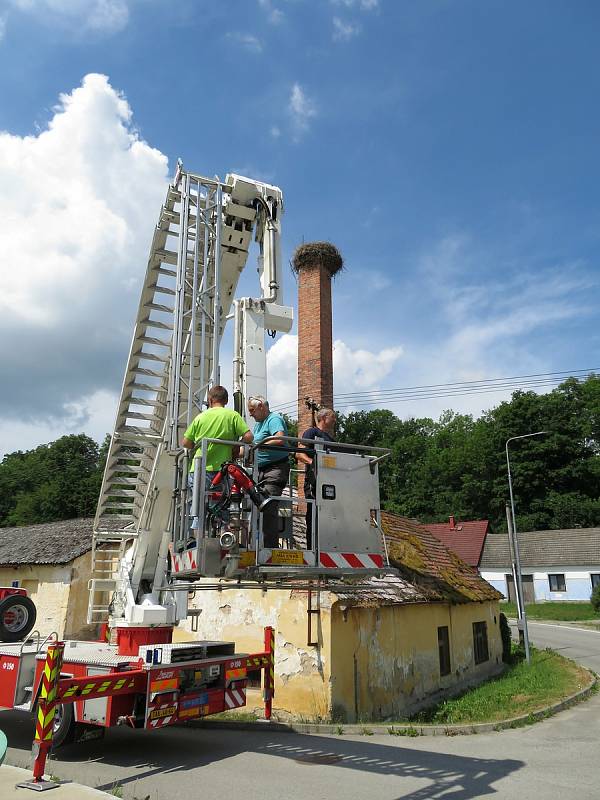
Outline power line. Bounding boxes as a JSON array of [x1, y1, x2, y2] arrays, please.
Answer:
[[271, 368, 599, 414]]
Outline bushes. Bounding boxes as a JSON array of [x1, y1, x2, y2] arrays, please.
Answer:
[[499, 612, 512, 663], [591, 585, 600, 613]]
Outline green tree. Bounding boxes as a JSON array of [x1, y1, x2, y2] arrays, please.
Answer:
[[0, 434, 106, 527]]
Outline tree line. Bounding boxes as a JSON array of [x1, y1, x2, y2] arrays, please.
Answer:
[[0, 376, 598, 530], [337, 375, 599, 531]]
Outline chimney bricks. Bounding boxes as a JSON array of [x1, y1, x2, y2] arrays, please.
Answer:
[[292, 242, 343, 496]]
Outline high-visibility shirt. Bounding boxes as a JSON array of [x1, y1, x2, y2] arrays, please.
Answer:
[[184, 408, 250, 472]]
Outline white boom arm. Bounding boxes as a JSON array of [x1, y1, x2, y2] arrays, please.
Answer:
[[92, 166, 292, 628]]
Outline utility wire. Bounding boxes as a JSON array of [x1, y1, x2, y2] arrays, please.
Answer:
[[271, 368, 598, 414]]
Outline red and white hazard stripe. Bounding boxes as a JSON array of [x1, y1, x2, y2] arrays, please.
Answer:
[[171, 549, 197, 573], [147, 702, 178, 728], [319, 552, 384, 569], [224, 684, 246, 710]]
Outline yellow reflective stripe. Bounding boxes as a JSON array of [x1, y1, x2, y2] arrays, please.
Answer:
[[97, 680, 112, 693], [39, 709, 56, 730], [62, 686, 77, 698], [80, 683, 96, 696], [113, 678, 126, 691]]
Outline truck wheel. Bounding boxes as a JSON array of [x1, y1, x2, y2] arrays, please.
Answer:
[[0, 595, 36, 642], [51, 702, 76, 749]]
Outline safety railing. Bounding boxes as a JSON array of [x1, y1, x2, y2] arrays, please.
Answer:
[[174, 434, 390, 563]]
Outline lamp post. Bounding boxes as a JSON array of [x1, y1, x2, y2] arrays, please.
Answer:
[[505, 431, 548, 665]]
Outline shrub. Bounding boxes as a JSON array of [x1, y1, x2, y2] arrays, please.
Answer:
[[499, 612, 512, 663], [590, 585, 600, 613]]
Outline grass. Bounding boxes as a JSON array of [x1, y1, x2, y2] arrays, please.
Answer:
[[502, 601, 600, 621], [201, 710, 258, 722], [407, 647, 591, 725], [388, 726, 421, 737]]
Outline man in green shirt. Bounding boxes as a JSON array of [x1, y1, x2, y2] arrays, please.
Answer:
[[183, 385, 253, 474], [182, 386, 253, 528]]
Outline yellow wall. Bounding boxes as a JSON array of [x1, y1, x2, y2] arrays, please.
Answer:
[[178, 586, 334, 720], [330, 600, 502, 722], [0, 553, 95, 640], [178, 585, 502, 723]]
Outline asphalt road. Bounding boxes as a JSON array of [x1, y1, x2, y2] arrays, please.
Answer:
[[515, 619, 600, 672], [3, 621, 599, 800]]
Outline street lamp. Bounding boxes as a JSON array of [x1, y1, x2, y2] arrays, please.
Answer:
[[505, 431, 548, 665]]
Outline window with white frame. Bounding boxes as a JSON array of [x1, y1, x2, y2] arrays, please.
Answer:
[[548, 574, 566, 592]]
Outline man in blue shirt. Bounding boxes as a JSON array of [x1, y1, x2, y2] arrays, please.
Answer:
[[248, 395, 289, 548], [297, 408, 336, 550]]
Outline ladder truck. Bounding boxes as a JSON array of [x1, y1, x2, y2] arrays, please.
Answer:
[[0, 163, 389, 788]]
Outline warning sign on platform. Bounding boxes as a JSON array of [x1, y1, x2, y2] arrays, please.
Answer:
[[271, 550, 304, 565], [149, 705, 176, 720]]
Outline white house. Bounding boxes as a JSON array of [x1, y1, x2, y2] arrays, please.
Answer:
[[479, 528, 600, 602]]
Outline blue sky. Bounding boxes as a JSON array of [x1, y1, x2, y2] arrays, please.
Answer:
[[0, 0, 599, 454]]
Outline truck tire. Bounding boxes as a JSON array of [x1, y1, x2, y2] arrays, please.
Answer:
[[0, 595, 36, 642], [50, 702, 76, 749]]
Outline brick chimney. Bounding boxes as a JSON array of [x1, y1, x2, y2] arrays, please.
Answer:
[[292, 242, 344, 436], [449, 515, 455, 530]]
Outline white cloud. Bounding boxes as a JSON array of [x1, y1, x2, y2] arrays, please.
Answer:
[[333, 340, 404, 393], [270, 125, 281, 139], [330, 0, 379, 10], [288, 83, 317, 141], [266, 334, 404, 414], [332, 16, 361, 41], [258, 0, 284, 25], [0, 73, 169, 442], [386, 233, 600, 420], [0, 389, 118, 458], [226, 31, 263, 53], [8, 0, 130, 33]]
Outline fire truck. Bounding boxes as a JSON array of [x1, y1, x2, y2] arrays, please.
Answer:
[[0, 163, 389, 789]]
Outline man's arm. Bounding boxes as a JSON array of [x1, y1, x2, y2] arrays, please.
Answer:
[[232, 430, 254, 461], [182, 437, 195, 450], [296, 445, 312, 466], [296, 429, 314, 466]]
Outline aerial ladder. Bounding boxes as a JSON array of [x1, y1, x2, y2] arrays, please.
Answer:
[[88, 162, 388, 640], [0, 164, 390, 787]]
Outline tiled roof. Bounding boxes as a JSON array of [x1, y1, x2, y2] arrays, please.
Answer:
[[321, 513, 501, 608], [480, 528, 600, 569], [0, 518, 93, 565], [421, 519, 489, 567], [381, 513, 501, 603]]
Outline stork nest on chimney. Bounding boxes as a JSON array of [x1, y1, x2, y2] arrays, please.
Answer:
[[292, 241, 344, 277]]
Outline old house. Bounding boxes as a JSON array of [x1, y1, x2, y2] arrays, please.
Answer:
[[480, 527, 600, 602], [0, 518, 94, 639], [1, 512, 502, 721], [180, 513, 503, 722]]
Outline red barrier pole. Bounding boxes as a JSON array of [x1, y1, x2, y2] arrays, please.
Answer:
[[30, 641, 64, 786], [263, 626, 274, 720]]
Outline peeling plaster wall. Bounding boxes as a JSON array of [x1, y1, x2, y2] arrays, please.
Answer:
[[0, 555, 95, 640], [0, 564, 72, 637], [330, 601, 503, 723], [177, 586, 333, 720], [63, 552, 96, 639], [176, 586, 501, 723]]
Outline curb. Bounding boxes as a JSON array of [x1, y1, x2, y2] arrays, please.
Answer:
[[189, 673, 597, 738]]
